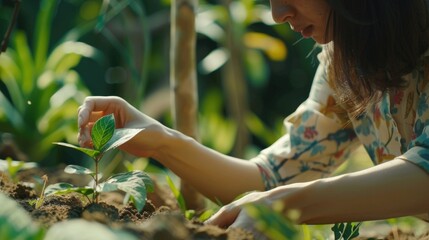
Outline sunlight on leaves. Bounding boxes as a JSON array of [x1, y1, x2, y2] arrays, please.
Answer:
[[53, 142, 100, 158], [64, 165, 94, 175], [97, 171, 154, 212], [101, 128, 144, 153], [244, 32, 287, 61], [44, 183, 94, 196]]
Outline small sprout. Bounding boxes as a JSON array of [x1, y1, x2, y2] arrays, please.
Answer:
[[51, 114, 154, 212], [35, 175, 48, 209]]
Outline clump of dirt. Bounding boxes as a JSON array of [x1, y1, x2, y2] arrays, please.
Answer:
[[119, 200, 157, 222], [32, 194, 83, 226], [0, 174, 36, 199]]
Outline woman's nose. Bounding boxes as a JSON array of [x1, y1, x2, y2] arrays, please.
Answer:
[[270, 0, 294, 23]]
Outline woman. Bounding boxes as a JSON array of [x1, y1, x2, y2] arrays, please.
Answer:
[[78, 0, 429, 233]]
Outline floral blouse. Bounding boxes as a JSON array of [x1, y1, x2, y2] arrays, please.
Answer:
[[251, 48, 429, 190]]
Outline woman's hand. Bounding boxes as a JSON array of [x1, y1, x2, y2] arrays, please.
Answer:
[[205, 191, 273, 239], [77, 96, 169, 158]]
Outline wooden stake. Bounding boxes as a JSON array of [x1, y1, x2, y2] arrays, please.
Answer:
[[170, 0, 205, 211]]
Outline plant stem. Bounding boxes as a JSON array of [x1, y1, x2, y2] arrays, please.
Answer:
[[94, 156, 100, 203], [35, 175, 48, 209], [0, 0, 20, 53]]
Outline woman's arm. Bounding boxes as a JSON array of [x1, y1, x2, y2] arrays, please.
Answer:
[[286, 159, 429, 223], [78, 96, 265, 204], [134, 128, 265, 203], [207, 159, 429, 227]]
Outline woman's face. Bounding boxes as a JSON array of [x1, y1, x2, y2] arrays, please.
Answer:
[[269, 0, 332, 44]]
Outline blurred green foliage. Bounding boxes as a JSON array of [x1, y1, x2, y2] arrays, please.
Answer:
[[1, 0, 319, 163], [0, 0, 100, 164]]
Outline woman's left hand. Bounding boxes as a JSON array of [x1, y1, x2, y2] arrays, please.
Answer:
[[205, 191, 272, 238]]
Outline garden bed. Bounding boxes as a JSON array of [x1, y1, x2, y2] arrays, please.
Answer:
[[0, 166, 254, 240], [2, 165, 429, 240]]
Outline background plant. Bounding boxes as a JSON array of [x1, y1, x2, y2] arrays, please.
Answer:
[[0, 157, 37, 183], [0, 0, 102, 164], [47, 114, 154, 212]]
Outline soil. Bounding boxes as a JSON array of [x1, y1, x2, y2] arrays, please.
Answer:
[[0, 167, 254, 240], [1, 166, 429, 240]]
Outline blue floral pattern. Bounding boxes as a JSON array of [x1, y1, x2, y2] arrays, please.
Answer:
[[252, 49, 429, 190]]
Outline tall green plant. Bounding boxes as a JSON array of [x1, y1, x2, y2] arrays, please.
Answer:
[[0, 0, 102, 162]]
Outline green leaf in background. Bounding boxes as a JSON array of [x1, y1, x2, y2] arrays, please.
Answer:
[[44, 182, 94, 196], [91, 114, 115, 151], [0, 192, 44, 240], [244, 49, 269, 88], [34, 0, 58, 74], [53, 142, 100, 159], [101, 128, 143, 153], [97, 170, 154, 212], [331, 222, 362, 240], [0, 157, 37, 172], [166, 174, 187, 213], [245, 203, 298, 240], [64, 165, 94, 176]]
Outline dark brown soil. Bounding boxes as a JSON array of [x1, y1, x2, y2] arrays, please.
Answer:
[[0, 169, 254, 240]]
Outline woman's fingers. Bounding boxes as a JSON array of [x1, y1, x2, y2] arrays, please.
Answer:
[[78, 123, 93, 147], [205, 205, 240, 228], [77, 96, 120, 147]]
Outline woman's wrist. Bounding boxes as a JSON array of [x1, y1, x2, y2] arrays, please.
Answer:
[[263, 181, 319, 223], [151, 126, 194, 161]]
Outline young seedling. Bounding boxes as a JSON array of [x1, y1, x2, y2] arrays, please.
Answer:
[[35, 175, 48, 209], [47, 114, 154, 212]]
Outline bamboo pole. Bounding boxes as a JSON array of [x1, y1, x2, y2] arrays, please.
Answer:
[[170, 0, 205, 210]]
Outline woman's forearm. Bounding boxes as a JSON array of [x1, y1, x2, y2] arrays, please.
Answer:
[[274, 159, 429, 224], [148, 128, 265, 204]]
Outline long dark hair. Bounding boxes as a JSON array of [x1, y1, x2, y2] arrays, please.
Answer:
[[326, 0, 429, 117]]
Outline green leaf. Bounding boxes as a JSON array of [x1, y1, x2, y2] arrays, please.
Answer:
[[13, 31, 34, 96], [44, 182, 94, 196], [0, 157, 37, 172], [64, 165, 94, 176], [166, 174, 186, 212], [34, 0, 59, 74], [0, 192, 44, 240], [244, 49, 269, 88], [331, 222, 362, 240], [101, 128, 143, 153], [45, 41, 101, 75], [97, 171, 153, 212], [53, 142, 100, 158], [245, 204, 297, 240], [198, 209, 217, 222], [91, 114, 115, 151]]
